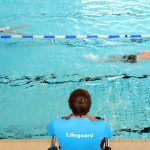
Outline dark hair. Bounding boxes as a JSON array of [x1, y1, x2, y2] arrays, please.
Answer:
[[68, 89, 91, 116], [122, 55, 137, 63]]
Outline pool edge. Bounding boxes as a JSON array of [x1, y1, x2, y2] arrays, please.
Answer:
[[0, 139, 150, 150]]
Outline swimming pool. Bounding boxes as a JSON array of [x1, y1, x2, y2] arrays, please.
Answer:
[[0, 0, 150, 139]]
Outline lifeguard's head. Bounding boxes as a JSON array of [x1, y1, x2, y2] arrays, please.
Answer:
[[68, 89, 91, 116]]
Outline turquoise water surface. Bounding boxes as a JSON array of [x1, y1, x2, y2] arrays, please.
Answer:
[[0, 0, 150, 139]]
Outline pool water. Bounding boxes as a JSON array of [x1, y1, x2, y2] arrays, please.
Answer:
[[0, 0, 150, 139]]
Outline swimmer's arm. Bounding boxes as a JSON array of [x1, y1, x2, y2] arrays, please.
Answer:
[[84, 54, 109, 63], [0, 24, 27, 35], [97, 59, 115, 63], [84, 54, 121, 63], [99, 55, 128, 63], [10, 24, 28, 30], [4, 30, 25, 35], [94, 58, 121, 63]]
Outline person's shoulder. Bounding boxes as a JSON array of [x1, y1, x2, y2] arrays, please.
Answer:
[[99, 119, 110, 125], [52, 117, 65, 122], [94, 118, 111, 126], [48, 117, 60, 125]]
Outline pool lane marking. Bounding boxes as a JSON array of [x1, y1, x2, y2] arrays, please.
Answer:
[[84, 75, 124, 86]]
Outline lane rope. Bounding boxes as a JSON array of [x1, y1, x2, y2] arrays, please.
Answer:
[[0, 34, 150, 39]]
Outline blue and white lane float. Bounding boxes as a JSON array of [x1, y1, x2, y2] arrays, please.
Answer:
[[0, 34, 150, 39]]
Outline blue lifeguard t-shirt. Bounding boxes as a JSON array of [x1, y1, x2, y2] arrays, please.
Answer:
[[48, 117, 112, 150]]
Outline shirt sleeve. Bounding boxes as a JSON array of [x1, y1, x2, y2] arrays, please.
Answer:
[[47, 120, 55, 136], [104, 122, 113, 138]]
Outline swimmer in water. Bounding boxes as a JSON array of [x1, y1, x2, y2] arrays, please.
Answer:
[[0, 24, 27, 35], [84, 51, 150, 63]]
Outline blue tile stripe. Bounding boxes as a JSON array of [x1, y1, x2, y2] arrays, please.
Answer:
[[0, 35, 150, 39]]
